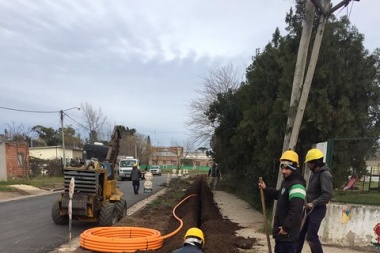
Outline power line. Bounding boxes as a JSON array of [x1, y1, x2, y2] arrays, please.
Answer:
[[0, 106, 60, 113], [64, 114, 90, 131]]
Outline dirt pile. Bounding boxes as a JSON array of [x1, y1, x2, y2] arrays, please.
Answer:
[[75, 175, 255, 252], [126, 176, 254, 252]]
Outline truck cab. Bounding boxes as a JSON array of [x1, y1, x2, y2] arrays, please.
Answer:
[[118, 157, 141, 180]]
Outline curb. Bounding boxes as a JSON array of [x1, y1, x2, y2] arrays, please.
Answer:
[[51, 188, 64, 192], [50, 188, 168, 252]]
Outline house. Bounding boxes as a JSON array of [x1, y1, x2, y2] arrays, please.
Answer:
[[0, 138, 30, 181], [29, 146, 83, 166], [182, 151, 212, 167], [149, 146, 212, 168], [150, 146, 182, 167]]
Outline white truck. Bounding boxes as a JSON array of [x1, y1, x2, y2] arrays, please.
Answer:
[[118, 156, 144, 180]]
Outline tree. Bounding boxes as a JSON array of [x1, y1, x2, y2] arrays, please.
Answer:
[[32, 125, 60, 146], [118, 126, 151, 164], [31, 125, 83, 148], [207, 6, 380, 208], [187, 64, 243, 146], [80, 102, 108, 144], [60, 126, 83, 149]]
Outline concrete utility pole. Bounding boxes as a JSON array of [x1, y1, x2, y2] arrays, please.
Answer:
[[274, 0, 360, 217], [288, 0, 331, 151], [281, 0, 360, 156], [60, 110, 66, 169], [282, 0, 315, 154], [60, 107, 80, 169], [283, 0, 359, 154], [278, 0, 316, 193]]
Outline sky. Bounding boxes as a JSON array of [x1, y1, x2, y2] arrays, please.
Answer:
[[0, 0, 379, 147]]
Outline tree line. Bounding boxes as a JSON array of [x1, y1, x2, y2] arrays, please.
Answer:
[[4, 102, 153, 165], [188, 2, 380, 209]]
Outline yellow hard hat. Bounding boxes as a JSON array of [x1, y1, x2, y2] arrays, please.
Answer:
[[305, 148, 324, 163], [280, 150, 299, 167], [133, 163, 138, 167], [184, 227, 204, 247]]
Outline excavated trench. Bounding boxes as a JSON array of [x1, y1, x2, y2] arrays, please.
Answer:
[[137, 176, 254, 253], [75, 176, 255, 252]]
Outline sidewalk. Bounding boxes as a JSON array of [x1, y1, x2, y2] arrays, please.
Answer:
[[0, 184, 54, 202], [1, 185, 374, 252], [213, 191, 372, 253]]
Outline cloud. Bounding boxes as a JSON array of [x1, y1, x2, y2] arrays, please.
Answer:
[[0, 0, 379, 146]]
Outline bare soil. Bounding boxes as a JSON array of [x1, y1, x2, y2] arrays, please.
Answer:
[[73, 175, 374, 253], [2, 177, 373, 253], [0, 191, 27, 200], [75, 175, 254, 252]]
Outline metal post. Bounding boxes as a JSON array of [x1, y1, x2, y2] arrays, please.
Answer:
[[326, 139, 334, 168]]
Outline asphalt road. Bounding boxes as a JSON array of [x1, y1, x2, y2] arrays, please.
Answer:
[[0, 175, 168, 253]]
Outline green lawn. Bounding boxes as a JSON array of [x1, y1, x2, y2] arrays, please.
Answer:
[[332, 190, 380, 205], [0, 176, 64, 191], [2, 174, 379, 206]]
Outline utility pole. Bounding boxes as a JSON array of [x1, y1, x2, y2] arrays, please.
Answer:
[[283, 0, 359, 153], [288, 1, 330, 150], [278, 0, 316, 192], [274, 0, 360, 218], [282, 0, 315, 154], [60, 110, 66, 169], [60, 107, 80, 169]]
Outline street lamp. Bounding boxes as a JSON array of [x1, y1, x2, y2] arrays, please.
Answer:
[[60, 107, 80, 169]]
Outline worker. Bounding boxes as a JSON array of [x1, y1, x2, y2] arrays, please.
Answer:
[[258, 150, 306, 253], [172, 227, 205, 253], [295, 148, 333, 253], [131, 163, 142, 195], [207, 162, 220, 191]]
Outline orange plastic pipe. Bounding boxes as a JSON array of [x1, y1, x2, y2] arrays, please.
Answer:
[[80, 194, 197, 253]]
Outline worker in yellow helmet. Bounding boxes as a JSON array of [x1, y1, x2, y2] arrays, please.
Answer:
[[295, 148, 333, 253], [172, 227, 205, 253], [258, 150, 306, 253]]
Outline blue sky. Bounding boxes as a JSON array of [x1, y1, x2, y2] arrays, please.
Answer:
[[0, 0, 378, 147]]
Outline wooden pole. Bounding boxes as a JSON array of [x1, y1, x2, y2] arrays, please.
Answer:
[[259, 177, 272, 253]]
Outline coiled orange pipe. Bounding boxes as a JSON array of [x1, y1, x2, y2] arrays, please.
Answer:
[[80, 194, 197, 253]]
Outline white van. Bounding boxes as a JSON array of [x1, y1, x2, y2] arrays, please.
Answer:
[[118, 157, 139, 180]]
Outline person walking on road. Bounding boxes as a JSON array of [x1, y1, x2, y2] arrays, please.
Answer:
[[258, 150, 306, 253], [208, 162, 220, 191], [131, 163, 142, 195], [172, 227, 205, 253], [295, 148, 333, 253]]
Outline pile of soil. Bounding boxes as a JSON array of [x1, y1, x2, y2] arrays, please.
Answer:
[[128, 175, 253, 252], [76, 175, 255, 252]]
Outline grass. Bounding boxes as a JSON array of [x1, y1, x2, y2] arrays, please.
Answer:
[[145, 177, 190, 208], [0, 176, 64, 191], [332, 190, 380, 205]]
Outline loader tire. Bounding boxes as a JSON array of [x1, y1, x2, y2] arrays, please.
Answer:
[[99, 203, 118, 226], [51, 200, 69, 225], [116, 199, 127, 220]]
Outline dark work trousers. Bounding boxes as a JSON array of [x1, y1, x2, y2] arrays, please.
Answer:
[[132, 180, 140, 194], [295, 205, 326, 253], [274, 241, 295, 253]]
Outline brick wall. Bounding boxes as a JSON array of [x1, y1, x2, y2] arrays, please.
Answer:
[[6, 142, 29, 178]]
